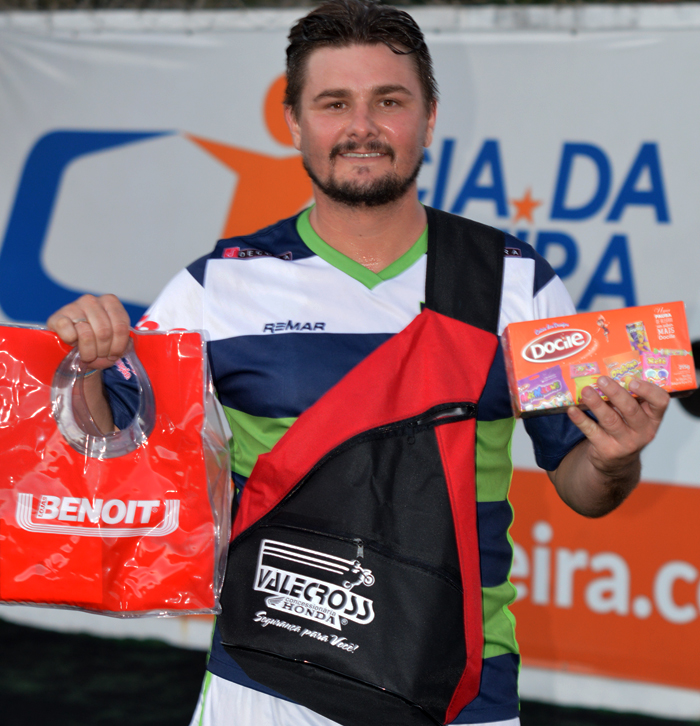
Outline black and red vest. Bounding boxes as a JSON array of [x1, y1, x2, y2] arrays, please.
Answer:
[[218, 207, 505, 726]]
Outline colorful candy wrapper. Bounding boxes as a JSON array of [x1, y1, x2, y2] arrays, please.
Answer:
[[643, 353, 670, 386], [518, 365, 575, 412], [570, 362, 600, 378], [574, 375, 604, 403], [653, 348, 691, 356], [626, 322, 651, 354], [604, 351, 643, 389]]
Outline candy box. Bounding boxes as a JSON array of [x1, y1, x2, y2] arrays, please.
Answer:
[[502, 302, 697, 418]]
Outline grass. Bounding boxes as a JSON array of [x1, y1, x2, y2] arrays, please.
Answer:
[[0, 617, 694, 725], [0, 617, 206, 726]]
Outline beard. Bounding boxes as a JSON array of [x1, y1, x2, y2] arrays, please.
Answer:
[[303, 140, 424, 208]]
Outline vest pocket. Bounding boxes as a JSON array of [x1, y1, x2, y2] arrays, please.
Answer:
[[221, 406, 480, 726], [222, 523, 466, 726]]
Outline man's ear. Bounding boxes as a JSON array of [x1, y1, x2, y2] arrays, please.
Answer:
[[284, 105, 302, 151], [424, 101, 437, 149]]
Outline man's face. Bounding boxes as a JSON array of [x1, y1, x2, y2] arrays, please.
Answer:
[[285, 43, 436, 208]]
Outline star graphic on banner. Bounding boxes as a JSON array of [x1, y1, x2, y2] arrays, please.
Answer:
[[511, 188, 543, 224], [186, 133, 311, 238], [183, 74, 313, 238]]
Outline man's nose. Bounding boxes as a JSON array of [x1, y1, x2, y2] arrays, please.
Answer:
[[346, 103, 380, 140]]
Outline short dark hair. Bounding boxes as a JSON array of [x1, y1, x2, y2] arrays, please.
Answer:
[[285, 0, 438, 116]]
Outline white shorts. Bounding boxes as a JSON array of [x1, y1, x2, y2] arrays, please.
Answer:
[[189, 672, 521, 726]]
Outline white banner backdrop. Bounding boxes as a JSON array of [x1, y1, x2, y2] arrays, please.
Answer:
[[2, 5, 700, 719]]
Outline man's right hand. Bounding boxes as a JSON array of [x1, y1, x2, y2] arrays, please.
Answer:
[[47, 294, 131, 370]]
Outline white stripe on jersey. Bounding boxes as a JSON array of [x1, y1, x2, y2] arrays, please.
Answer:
[[497, 255, 576, 335], [199, 254, 425, 342], [143, 250, 575, 344], [140, 268, 204, 332]]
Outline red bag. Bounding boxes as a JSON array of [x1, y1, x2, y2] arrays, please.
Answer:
[[0, 326, 231, 616]]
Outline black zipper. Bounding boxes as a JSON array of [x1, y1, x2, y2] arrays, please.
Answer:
[[363, 402, 476, 440], [303, 401, 478, 471], [234, 401, 477, 553]]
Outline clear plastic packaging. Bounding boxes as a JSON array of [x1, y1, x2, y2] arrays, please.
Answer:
[[0, 325, 232, 617], [52, 343, 156, 460]]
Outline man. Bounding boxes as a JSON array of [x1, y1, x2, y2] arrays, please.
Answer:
[[48, 1, 669, 724]]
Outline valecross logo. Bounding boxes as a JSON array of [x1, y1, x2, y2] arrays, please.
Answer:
[[522, 329, 592, 363], [15, 494, 180, 538], [254, 539, 375, 631]]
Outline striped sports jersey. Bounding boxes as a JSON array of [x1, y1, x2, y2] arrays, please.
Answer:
[[135, 208, 584, 724]]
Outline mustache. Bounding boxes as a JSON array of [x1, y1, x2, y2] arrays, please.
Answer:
[[330, 141, 395, 161]]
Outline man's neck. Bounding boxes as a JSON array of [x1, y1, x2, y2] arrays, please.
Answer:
[[308, 192, 427, 273]]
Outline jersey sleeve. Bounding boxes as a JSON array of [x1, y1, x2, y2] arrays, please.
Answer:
[[105, 258, 209, 429], [102, 358, 140, 430], [500, 237, 586, 471], [135, 262, 206, 333]]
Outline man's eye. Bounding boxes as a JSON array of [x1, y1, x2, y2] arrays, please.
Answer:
[[381, 99, 399, 107]]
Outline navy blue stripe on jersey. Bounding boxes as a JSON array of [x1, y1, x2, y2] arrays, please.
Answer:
[[533, 250, 559, 298], [477, 341, 513, 422], [209, 333, 392, 420], [103, 362, 139, 430], [477, 501, 514, 588], [453, 653, 520, 723], [502, 233, 537, 261], [208, 624, 294, 703], [186, 215, 313, 286], [525, 411, 586, 471], [212, 215, 314, 261], [186, 253, 209, 287], [232, 472, 248, 498]]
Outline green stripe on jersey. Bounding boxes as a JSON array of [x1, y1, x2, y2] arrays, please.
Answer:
[[475, 419, 519, 659], [227, 408, 514, 484], [297, 208, 427, 290], [482, 580, 519, 658], [224, 406, 296, 478], [197, 671, 213, 726], [475, 418, 516, 502]]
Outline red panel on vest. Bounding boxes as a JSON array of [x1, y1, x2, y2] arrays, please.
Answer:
[[233, 309, 497, 538], [435, 419, 484, 722]]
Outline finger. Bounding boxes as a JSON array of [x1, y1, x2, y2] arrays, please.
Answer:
[[100, 294, 131, 360], [629, 378, 671, 421], [566, 401, 640, 472], [66, 294, 118, 364], [47, 295, 130, 368], [66, 295, 112, 363], [566, 406, 600, 438], [47, 304, 92, 346], [578, 381, 627, 436], [47, 314, 79, 346], [566, 403, 614, 451], [596, 376, 648, 428]]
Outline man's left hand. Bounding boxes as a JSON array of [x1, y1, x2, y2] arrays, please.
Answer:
[[549, 376, 669, 517]]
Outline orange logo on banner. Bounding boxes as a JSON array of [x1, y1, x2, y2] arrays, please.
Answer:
[[187, 75, 313, 238], [510, 468, 700, 690]]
